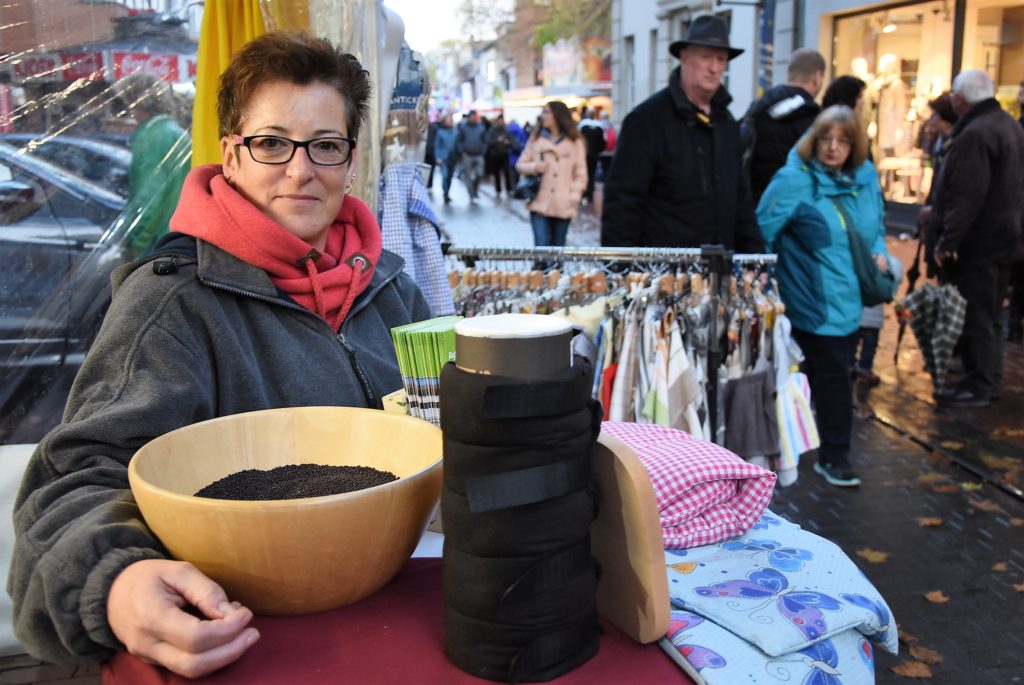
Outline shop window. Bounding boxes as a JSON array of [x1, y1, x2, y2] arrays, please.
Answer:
[[833, 1, 954, 204], [962, 0, 1024, 115]]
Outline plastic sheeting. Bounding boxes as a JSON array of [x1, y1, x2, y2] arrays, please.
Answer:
[[0, 2, 197, 444]]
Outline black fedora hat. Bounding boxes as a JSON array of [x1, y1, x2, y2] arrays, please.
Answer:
[[669, 15, 744, 60]]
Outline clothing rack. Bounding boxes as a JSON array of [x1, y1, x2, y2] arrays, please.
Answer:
[[442, 244, 778, 444]]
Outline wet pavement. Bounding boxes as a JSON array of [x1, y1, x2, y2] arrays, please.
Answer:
[[4, 184, 1022, 683]]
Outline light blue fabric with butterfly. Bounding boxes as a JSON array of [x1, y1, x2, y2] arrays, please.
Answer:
[[661, 511, 898, 684]]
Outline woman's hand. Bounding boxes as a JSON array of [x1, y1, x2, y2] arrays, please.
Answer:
[[108, 559, 259, 678], [874, 253, 890, 272]]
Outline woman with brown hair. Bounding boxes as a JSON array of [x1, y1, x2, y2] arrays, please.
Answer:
[[9, 32, 429, 677], [514, 100, 587, 247], [757, 105, 895, 489]]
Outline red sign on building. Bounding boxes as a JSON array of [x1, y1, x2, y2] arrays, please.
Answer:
[[61, 52, 105, 81], [113, 52, 180, 82], [13, 54, 61, 81]]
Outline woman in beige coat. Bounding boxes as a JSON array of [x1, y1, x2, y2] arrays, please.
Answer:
[[515, 101, 588, 246]]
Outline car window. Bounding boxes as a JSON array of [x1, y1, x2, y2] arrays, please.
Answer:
[[0, 162, 58, 226]]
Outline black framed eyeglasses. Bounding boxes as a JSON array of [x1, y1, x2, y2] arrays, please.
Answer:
[[230, 134, 356, 166]]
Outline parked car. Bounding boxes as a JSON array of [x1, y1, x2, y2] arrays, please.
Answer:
[[0, 133, 131, 198], [0, 141, 126, 443]]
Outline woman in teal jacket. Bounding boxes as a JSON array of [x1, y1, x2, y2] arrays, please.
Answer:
[[757, 105, 891, 488]]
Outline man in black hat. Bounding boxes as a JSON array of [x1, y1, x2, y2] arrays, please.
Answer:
[[601, 15, 764, 253]]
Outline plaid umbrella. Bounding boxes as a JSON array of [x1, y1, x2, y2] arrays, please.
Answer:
[[902, 283, 967, 393]]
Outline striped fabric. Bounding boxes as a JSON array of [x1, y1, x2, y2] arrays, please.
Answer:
[[776, 370, 819, 473], [601, 422, 777, 549]]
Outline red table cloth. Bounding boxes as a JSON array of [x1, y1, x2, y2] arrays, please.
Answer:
[[103, 558, 693, 684]]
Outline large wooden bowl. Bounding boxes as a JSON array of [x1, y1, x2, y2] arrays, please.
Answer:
[[128, 406, 443, 615]]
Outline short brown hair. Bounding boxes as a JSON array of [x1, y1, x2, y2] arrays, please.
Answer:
[[788, 48, 825, 81], [794, 105, 868, 171], [217, 31, 372, 140]]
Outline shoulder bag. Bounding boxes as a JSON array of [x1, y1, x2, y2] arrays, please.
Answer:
[[830, 198, 896, 306]]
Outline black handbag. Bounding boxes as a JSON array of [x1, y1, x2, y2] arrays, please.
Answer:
[[511, 174, 541, 201], [831, 198, 896, 306]]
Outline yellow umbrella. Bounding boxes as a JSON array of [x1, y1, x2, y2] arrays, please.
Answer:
[[191, 0, 268, 167]]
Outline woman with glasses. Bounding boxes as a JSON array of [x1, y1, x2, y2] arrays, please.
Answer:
[[756, 105, 894, 489], [9, 32, 429, 678], [515, 101, 587, 247]]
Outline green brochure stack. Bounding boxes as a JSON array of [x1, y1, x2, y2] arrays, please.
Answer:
[[390, 315, 461, 427]]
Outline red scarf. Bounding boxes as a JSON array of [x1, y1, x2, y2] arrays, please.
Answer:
[[170, 165, 382, 331]]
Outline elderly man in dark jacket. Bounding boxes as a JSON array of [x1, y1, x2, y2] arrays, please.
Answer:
[[931, 69, 1024, 407], [601, 15, 764, 253]]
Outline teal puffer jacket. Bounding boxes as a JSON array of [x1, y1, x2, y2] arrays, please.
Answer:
[[756, 149, 888, 336]]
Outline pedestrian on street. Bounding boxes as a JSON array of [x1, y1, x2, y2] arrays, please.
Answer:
[[601, 15, 763, 252], [433, 113, 457, 204], [484, 114, 515, 198], [931, 70, 1024, 407], [455, 109, 487, 201], [1006, 82, 1024, 343], [8, 31, 429, 678], [919, 92, 958, 280], [424, 117, 438, 189], [757, 105, 894, 488], [743, 47, 825, 204], [115, 71, 192, 258], [822, 76, 867, 116], [577, 107, 606, 204], [507, 118, 528, 184], [515, 101, 587, 247]]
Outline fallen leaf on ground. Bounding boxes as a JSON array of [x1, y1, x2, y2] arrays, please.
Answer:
[[992, 562, 1008, 572], [898, 627, 918, 645], [916, 517, 943, 527], [969, 499, 1005, 513], [917, 472, 948, 485], [930, 484, 960, 494], [891, 661, 934, 678], [960, 482, 983, 492], [909, 645, 944, 664], [1010, 518, 1024, 526], [928, 450, 947, 463], [856, 548, 890, 564], [992, 427, 1024, 439], [939, 440, 964, 450], [1013, 583, 1024, 593], [980, 454, 1020, 470], [924, 591, 950, 603]]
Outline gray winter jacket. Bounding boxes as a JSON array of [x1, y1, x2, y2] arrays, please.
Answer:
[[7, 235, 430, 664]]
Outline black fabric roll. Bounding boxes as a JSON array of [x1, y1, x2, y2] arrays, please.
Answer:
[[441, 356, 601, 682], [440, 486, 595, 556], [444, 603, 600, 685], [443, 542, 597, 622]]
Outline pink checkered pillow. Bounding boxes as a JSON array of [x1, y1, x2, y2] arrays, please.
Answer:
[[601, 422, 777, 548]]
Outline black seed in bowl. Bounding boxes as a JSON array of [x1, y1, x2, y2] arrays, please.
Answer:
[[194, 463, 398, 500]]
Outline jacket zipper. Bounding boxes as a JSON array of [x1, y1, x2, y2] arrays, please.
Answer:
[[200, 278, 387, 408]]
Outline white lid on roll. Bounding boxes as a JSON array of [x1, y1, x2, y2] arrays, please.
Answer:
[[455, 313, 572, 339]]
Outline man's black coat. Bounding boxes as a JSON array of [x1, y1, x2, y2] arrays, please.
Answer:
[[601, 67, 764, 253]]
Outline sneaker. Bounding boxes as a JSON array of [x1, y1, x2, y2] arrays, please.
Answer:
[[814, 461, 862, 487]]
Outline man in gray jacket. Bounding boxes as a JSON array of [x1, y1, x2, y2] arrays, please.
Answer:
[[455, 110, 487, 200]]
